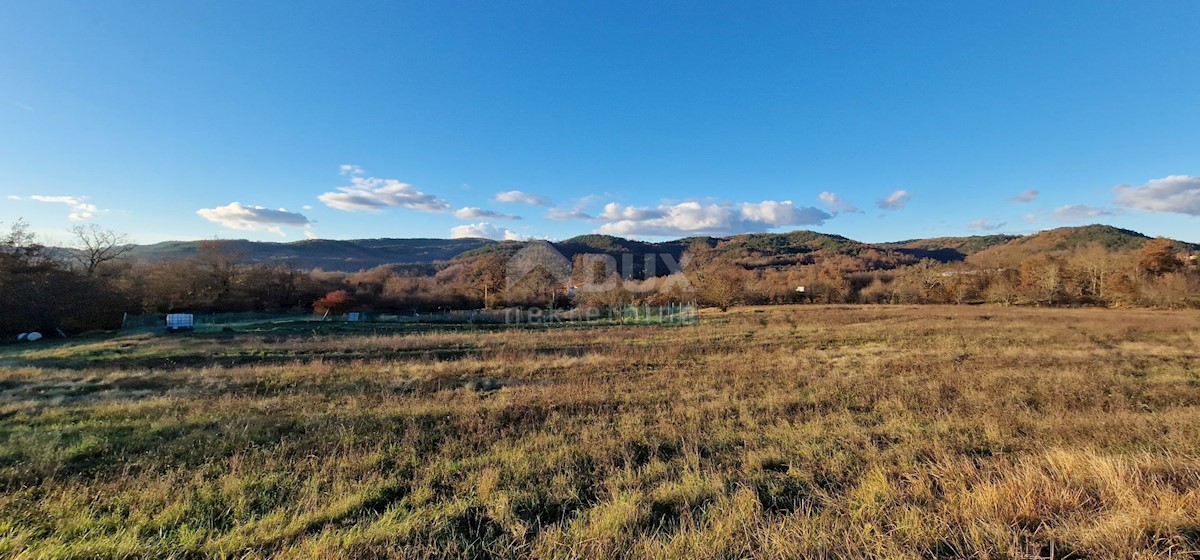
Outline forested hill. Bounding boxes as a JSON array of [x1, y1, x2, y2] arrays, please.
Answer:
[[120, 225, 1198, 272], [126, 238, 495, 271]]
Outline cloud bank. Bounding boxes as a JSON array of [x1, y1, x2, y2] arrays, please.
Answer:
[[966, 218, 1006, 231], [319, 165, 452, 213], [495, 190, 551, 206], [197, 202, 312, 236], [454, 207, 521, 220], [1050, 204, 1115, 222], [598, 202, 663, 221], [1010, 189, 1039, 203], [877, 190, 911, 210], [818, 192, 859, 214], [450, 222, 527, 241], [594, 200, 831, 236], [546, 208, 597, 221], [22, 195, 99, 221], [1113, 175, 1200, 216]]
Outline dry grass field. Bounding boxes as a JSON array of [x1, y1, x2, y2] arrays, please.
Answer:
[[1, 305, 1199, 559]]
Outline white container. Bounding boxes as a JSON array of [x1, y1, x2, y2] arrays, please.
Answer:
[[166, 313, 195, 332]]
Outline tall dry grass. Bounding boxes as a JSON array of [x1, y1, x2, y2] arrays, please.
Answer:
[[0, 305, 1197, 558]]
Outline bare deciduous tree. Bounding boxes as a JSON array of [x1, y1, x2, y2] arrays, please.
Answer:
[[696, 263, 747, 312], [71, 224, 133, 276], [1069, 243, 1118, 301], [2, 218, 52, 268], [193, 240, 245, 306], [467, 253, 508, 309]]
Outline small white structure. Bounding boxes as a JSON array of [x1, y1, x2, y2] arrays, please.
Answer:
[[166, 313, 195, 333], [24, 332, 42, 342]]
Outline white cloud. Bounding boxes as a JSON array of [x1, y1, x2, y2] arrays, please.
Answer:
[[302, 204, 314, 210], [877, 190, 911, 210], [574, 193, 606, 208], [967, 218, 1006, 231], [546, 208, 596, 221], [30, 195, 82, 205], [6, 195, 20, 200], [598, 202, 664, 221], [739, 200, 818, 225], [543, 195, 610, 221], [450, 222, 527, 241], [454, 207, 522, 220], [1010, 189, 1039, 203], [495, 190, 551, 206], [28, 195, 99, 221], [1112, 175, 1200, 216], [595, 200, 831, 237], [197, 202, 313, 237], [818, 192, 859, 214], [1050, 204, 1116, 222], [319, 167, 452, 213]]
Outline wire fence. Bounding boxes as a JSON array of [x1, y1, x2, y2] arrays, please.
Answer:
[[120, 304, 699, 332], [121, 311, 310, 329]]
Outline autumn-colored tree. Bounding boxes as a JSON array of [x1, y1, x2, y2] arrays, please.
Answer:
[[752, 268, 799, 304], [1019, 255, 1066, 305], [944, 272, 985, 304], [313, 290, 355, 315], [1103, 272, 1139, 307], [1068, 243, 1118, 302], [681, 241, 717, 272], [815, 260, 851, 303], [983, 269, 1020, 305], [571, 253, 630, 309], [347, 265, 397, 297], [571, 253, 619, 291], [696, 263, 747, 311], [507, 267, 565, 308], [1140, 272, 1195, 308], [858, 276, 893, 304], [1137, 237, 1182, 276], [888, 261, 938, 304], [679, 243, 747, 311], [466, 253, 508, 309]]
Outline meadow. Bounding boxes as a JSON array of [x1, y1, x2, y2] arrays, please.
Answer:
[[0, 305, 1198, 559]]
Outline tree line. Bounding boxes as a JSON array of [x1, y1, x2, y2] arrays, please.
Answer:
[[2, 219, 1197, 337]]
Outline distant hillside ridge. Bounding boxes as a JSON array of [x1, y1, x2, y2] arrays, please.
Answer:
[[126, 238, 495, 271], [116, 224, 1197, 273], [967, 225, 1199, 267]]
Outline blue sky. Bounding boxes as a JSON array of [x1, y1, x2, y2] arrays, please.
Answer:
[[2, 1, 1198, 244]]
